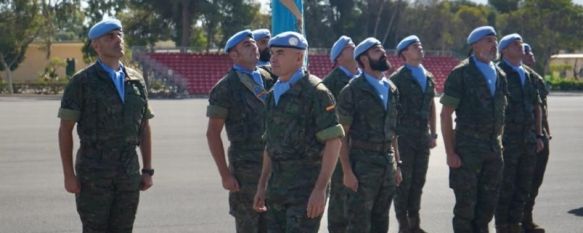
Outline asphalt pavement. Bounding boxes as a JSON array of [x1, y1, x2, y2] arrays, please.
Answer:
[[0, 95, 581, 233]]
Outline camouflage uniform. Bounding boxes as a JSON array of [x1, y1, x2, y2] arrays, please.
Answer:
[[494, 62, 541, 229], [207, 68, 275, 233], [390, 66, 435, 229], [440, 58, 508, 233], [264, 72, 344, 233], [522, 66, 550, 230], [58, 63, 154, 233], [322, 67, 353, 233], [336, 74, 399, 233]]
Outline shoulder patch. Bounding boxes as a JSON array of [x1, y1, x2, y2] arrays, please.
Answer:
[[387, 79, 398, 92], [124, 67, 145, 81], [453, 58, 470, 70], [496, 66, 507, 77], [258, 68, 273, 81], [326, 104, 336, 112]]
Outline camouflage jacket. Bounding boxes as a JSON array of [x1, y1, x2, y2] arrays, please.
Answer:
[[525, 66, 549, 134], [390, 66, 435, 136], [440, 58, 508, 152], [207, 68, 275, 161], [497, 61, 541, 143], [322, 67, 353, 98], [58, 62, 154, 147], [337, 74, 399, 147], [264, 72, 344, 162]]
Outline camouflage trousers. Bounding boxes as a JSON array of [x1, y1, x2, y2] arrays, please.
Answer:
[[327, 163, 348, 233], [345, 149, 396, 233], [266, 160, 323, 233], [228, 149, 267, 233], [394, 134, 430, 220], [495, 142, 537, 226], [75, 145, 142, 233], [450, 147, 503, 233], [76, 173, 141, 233], [523, 136, 550, 223]]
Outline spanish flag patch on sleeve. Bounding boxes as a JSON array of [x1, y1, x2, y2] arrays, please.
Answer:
[[326, 104, 336, 112]]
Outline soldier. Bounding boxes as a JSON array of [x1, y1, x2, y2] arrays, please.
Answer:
[[337, 37, 403, 233], [322, 35, 360, 233], [252, 29, 272, 67], [521, 43, 551, 233], [253, 29, 277, 81], [252, 31, 344, 233], [494, 34, 544, 233], [391, 35, 437, 233], [440, 26, 507, 233], [206, 29, 274, 233], [323, 35, 361, 97], [58, 18, 154, 233]]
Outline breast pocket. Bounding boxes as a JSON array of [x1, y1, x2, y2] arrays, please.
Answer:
[[125, 83, 147, 122]]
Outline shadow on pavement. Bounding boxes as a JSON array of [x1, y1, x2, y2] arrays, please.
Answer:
[[568, 207, 583, 217]]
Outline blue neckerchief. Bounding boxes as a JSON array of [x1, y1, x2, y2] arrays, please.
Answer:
[[338, 66, 360, 78], [503, 59, 526, 87], [98, 60, 125, 103], [273, 69, 304, 106], [233, 64, 266, 101], [257, 60, 270, 67], [472, 55, 497, 96], [405, 64, 427, 92], [363, 72, 390, 110], [233, 64, 264, 88]]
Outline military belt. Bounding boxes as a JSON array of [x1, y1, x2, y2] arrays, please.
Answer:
[[504, 124, 533, 134], [399, 119, 427, 127], [230, 141, 265, 151], [270, 159, 320, 172], [350, 139, 392, 153], [455, 130, 500, 143], [80, 140, 139, 149]]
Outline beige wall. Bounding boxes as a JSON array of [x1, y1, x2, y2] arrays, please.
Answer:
[[550, 57, 583, 79], [11, 42, 89, 82]]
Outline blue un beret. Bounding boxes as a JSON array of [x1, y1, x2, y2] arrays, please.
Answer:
[[252, 29, 271, 41], [523, 43, 532, 54], [330, 36, 354, 63], [224, 29, 253, 53], [396, 35, 421, 54], [498, 33, 522, 51], [88, 18, 122, 40], [268, 31, 308, 50], [354, 37, 382, 60], [467, 26, 497, 45]]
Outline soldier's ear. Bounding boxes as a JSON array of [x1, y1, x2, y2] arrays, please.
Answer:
[[296, 51, 303, 63], [228, 50, 238, 60]]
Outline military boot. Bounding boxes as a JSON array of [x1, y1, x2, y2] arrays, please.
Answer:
[[397, 215, 410, 233], [496, 224, 509, 233], [523, 213, 545, 233], [523, 222, 545, 233], [507, 223, 521, 233], [408, 214, 427, 233], [474, 225, 490, 233]]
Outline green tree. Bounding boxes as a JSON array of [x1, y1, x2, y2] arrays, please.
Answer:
[[39, 0, 84, 59], [489, 0, 520, 13], [0, 0, 42, 94], [118, 2, 172, 49], [498, 0, 583, 73]]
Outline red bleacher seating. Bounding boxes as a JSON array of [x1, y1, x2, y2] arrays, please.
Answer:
[[145, 52, 459, 95]]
